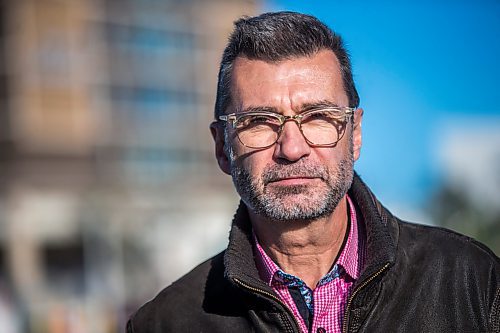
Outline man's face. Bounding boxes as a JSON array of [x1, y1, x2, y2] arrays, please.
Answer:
[[213, 50, 363, 221]]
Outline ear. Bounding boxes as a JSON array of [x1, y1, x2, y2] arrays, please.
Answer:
[[210, 122, 231, 175], [352, 108, 363, 161]]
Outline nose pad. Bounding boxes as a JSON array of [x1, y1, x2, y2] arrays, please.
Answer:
[[278, 119, 302, 141]]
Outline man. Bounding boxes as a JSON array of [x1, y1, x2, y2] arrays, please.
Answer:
[[127, 12, 499, 333]]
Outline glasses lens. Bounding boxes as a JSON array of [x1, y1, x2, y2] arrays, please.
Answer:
[[235, 114, 280, 148], [301, 110, 347, 145]]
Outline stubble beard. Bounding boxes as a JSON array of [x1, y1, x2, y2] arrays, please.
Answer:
[[227, 135, 354, 222]]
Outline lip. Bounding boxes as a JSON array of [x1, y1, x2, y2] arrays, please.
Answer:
[[268, 177, 318, 186]]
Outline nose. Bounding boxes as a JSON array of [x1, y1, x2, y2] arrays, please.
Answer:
[[273, 120, 311, 162]]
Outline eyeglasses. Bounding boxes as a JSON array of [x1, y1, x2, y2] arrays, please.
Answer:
[[218, 107, 355, 149]]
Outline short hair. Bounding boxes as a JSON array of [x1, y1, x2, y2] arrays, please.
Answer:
[[214, 11, 360, 119]]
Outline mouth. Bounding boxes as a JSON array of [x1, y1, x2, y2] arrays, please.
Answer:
[[267, 176, 320, 186]]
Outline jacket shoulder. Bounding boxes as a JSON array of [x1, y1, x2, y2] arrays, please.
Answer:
[[396, 220, 499, 308], [398, 220, 499, 264], [379, 219, 500, 331]]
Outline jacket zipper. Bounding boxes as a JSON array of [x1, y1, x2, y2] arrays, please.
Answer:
[[233, 277, 300, 333], [342, 262, 390, 333]]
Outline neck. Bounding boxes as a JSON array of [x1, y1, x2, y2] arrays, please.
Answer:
[[251, 196, 349, 289]]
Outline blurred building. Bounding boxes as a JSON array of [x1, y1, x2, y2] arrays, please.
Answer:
[[0, 0, 259, 332], [438, 120, 500, 212]]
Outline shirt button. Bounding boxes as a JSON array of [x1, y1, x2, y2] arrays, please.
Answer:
[[317, 328, 326, 333]]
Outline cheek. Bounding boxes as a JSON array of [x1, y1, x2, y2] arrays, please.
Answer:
[[236, 148, 273, 176], [241, 153, 266, 173], [314, 141, 351, 167]]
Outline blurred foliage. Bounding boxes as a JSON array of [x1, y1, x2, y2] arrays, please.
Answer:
[[427, 185, 500, 255]]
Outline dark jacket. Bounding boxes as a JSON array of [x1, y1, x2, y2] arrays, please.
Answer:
[[127, 174, 500, 333]]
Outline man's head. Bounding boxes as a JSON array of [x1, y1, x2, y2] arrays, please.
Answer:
[[214, 11, 359, 120], [211, 12, 363, 222]]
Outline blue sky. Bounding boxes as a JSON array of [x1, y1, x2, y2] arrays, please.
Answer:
[[264, 0, 500, 215]]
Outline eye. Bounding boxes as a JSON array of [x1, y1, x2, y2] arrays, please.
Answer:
[[309, 109, 343, 119], [308, 111, 329, 120], [301, 110, 347, 131], [236, 115, 279, 129], [249, 116, 273, 124], [305, 110, 340, 122]]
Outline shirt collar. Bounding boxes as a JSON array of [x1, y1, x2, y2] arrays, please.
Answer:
[[253, 194, 363, 286]]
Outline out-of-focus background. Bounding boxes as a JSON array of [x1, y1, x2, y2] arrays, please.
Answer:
[[0, 0, 498, 332]]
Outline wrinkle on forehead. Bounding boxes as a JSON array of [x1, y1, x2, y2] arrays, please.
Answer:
[[230, 50, 348, 114]]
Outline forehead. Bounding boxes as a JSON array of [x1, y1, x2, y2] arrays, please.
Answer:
[[230, 50, 348, 113]]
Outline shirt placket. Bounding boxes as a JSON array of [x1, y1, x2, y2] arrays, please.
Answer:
[[275, 265, 343, 333]]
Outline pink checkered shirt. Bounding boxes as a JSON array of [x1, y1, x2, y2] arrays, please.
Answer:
[[254, 195, 364, 333]]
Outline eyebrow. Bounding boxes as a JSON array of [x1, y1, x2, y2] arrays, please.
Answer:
[[239, 106, 278, 114], [301, 100, 341, 111], [239, 100, 342, 115]]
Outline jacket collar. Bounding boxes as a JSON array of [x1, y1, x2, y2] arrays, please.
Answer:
[[224, 172, 398, 290], [347, 173, 397, 281]]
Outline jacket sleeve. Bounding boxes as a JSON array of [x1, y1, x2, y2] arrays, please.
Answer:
[[491, 287, 500, 333]]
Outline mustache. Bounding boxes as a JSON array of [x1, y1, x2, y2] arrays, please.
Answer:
[[262, 161, 329, 184]]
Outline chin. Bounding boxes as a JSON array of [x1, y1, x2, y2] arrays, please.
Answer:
[[259, 195, 335, 222]]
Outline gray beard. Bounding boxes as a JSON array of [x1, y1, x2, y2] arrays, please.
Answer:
[[228, 138, 354, 222]]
